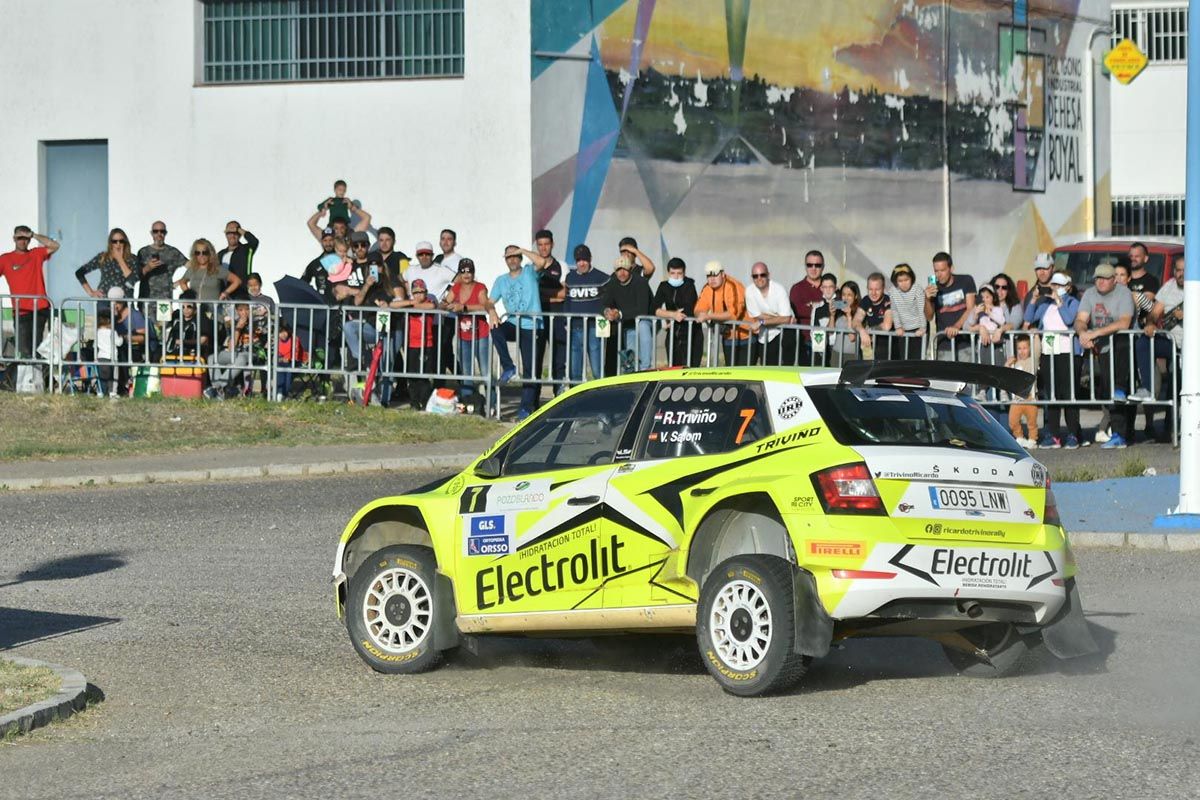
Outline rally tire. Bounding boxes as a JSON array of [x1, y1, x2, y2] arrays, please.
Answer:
[[696, 555, 809, 697], [346, 545, 444, 674], [943, 623, 1031, 678]]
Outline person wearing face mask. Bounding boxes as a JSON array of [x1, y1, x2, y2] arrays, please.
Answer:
[[1027, 270, 1081, 449], [652, 257, 701, 367]]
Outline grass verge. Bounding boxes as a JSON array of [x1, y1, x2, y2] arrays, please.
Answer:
[[0, 659, 60, 717], [0, 394, 502, 461], [1054, 456, 1154, 484]]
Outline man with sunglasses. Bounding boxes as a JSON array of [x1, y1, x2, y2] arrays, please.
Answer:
[[788, 249, 827, 364], [0, 225, 60, 362], [137, 221, 187, 314], [218, 221, 259, 301]]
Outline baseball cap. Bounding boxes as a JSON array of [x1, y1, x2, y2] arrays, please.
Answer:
[[349, 231, 370, 245], [107, 286, 126, 299], [704, 260, 724, 276], [410, 278, 428, 292], [1093, 264, 1116, 279], [1033, 252, 1053, 269], [573, 244, 592, 262], [1050, 272, 1071, 286], [322, 226, 334, 237], [458, 258, 475, 273], [614, 254, 633, 271], [415, 240, 434, 254]]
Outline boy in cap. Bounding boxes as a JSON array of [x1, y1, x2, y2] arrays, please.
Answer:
[[599, 252, 654, 375]]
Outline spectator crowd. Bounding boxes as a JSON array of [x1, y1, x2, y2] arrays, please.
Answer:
[[0, 179, 1186, 444]]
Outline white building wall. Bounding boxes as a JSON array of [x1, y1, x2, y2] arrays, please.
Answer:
[[1110, 64, 1188, 196], [0, 0, 532, 296]]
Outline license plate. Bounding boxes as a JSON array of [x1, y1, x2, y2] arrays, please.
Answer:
[[928, 486, 1010, 513]]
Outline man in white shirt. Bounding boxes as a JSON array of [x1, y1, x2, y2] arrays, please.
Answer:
[[744, 262, 794, 365], [434, 229, 464, 274]]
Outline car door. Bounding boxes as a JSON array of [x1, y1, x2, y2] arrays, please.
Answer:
[[601, 380, 773, 608], [453, 382, 649, 615]]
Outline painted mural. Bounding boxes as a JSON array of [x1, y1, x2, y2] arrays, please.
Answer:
[[531, 0, 1111, 289]]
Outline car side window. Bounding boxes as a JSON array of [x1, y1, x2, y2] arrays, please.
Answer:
[[637, 382, 770, 460], [502, 385, 644, 477]]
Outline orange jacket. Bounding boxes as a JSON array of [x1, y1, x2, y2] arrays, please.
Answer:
[[695, 276, 749, 339]]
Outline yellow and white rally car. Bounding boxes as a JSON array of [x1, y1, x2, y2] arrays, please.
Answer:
[[332, 361, 1097, 696]]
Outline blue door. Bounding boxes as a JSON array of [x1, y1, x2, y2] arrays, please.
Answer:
[[42, 141, 108, 304]]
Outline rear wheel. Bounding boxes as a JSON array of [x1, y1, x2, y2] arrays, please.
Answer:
[[943, 623, 1030, 678], [345, 545, 444, 674], [696, 555, 809, 696]]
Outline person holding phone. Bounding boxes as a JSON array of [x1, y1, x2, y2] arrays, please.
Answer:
[[137, 221, 187, 319], [925, 251, 975, 362], [1021, 252, 1056, 322]]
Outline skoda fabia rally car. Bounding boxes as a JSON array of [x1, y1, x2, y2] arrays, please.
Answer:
[[332, 361, 1097, 696]]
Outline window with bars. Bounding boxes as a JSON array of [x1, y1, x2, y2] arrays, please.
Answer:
[[1111, 196, 1186, 238], [201, 0, 464, 84], [1111, 5, 1188, 63]]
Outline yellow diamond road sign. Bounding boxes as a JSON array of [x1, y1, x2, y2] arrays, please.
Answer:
[[1105, 38, 1148, 85]]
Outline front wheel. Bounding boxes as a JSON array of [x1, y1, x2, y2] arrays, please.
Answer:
[[942, 623, 1031, 678], [696, 555, 809, 697], [345, 545, 444, 674]]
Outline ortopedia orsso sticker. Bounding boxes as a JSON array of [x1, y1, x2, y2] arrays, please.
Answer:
[[464, 514, 511, 557]]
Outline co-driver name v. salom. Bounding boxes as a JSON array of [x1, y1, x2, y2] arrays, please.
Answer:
[[331, 360, 1096, 696]]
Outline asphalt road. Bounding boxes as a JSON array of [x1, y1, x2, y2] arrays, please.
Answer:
[[2, 472, 1198, 799]]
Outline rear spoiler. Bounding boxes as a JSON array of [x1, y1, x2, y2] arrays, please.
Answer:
[[837, 359, 1035, 398]]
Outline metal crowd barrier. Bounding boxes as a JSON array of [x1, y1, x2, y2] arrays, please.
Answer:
[[0, 294, 58, 392], [2, 293, 1182, 441]]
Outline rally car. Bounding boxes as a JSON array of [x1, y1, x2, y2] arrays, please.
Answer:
[[332, 361, 1097, 696]]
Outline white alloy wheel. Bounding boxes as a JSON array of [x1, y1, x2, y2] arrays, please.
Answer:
[[362, 567, 432, 654], [708, 579, 773, 671]]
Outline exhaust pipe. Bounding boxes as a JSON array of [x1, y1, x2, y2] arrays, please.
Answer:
[[958, 600, 983, 619]]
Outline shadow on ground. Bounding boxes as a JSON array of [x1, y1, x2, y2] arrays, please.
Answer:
[[0, 551, 126, 649]]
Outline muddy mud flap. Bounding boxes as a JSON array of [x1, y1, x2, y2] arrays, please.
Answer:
[[792, 566, 834, 658], [432, 572, 460, 652], [1039, 578, 1098, 658]]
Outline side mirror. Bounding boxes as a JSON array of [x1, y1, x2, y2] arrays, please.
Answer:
[[474, 457, 502, 480]]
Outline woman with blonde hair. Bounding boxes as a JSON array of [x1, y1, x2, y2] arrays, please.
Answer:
[[175, 237, 241, 302], [75, 227, 137, 298]]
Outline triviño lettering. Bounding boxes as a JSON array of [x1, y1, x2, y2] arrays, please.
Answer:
[[754, 427, 819, 454]]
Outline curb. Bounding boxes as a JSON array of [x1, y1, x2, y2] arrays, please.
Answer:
[[1071, 531, 1200, 550], [0, 453, 476, 493], [0, 656, 97, 739]]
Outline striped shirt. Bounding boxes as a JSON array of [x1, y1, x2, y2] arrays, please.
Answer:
[[887, 284, 927, 333]]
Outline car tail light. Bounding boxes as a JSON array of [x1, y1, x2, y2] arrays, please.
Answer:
[[812, 463, 885, 515], [1044, 477, 1062, 528], [832, 569, 896, 580]]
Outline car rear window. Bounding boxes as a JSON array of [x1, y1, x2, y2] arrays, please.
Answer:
[[1054, 249, 1165, 288], [806, 385, 1022, 457]]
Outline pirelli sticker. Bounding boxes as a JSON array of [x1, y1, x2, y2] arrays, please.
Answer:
[[808, 540, 864, 558]]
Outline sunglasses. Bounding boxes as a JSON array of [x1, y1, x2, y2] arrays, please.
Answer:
[[151, 229, 167, 234], [412, 289, 428, 294], [193, 250, 211, 256], [225, 230, 239, 236], [353, 243, 368, 249], [752, 273, 768, 278], [459, 269, 475, 274], [110, 238, 128, 244], [14, 235, 30, 241], [806, 262, 823, 268]]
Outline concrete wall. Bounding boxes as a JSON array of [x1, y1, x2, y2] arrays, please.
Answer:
[[1110, 63, 1187, 197], [0, 0, 532, 298]]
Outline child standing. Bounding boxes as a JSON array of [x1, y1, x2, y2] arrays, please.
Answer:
[[318, 179, 352, 226], [1005, 335, 1039, 448], [276, 322, 308, 400], [94, 310, 124, 397]]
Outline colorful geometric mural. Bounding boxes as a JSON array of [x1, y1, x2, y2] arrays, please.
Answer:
[[531, 0, 1110, 287]]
